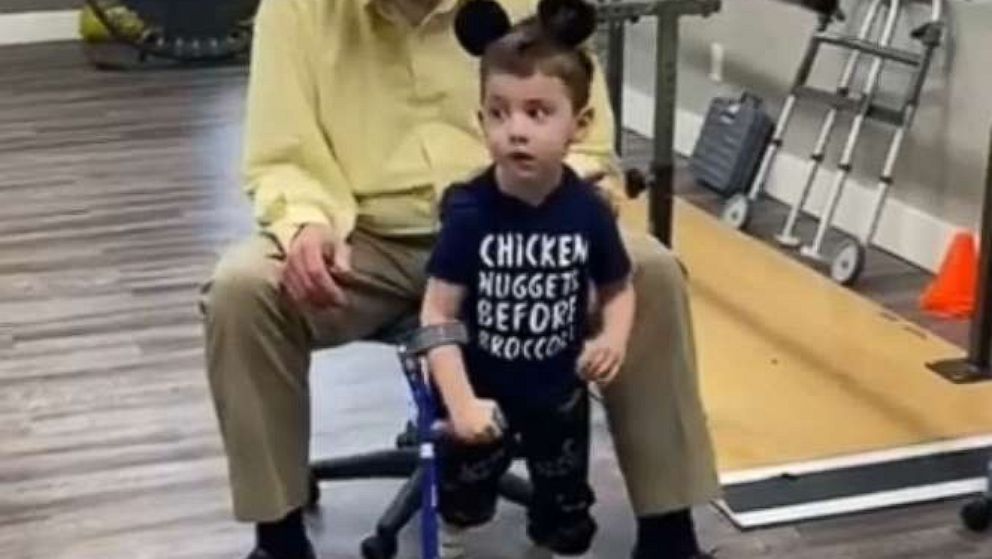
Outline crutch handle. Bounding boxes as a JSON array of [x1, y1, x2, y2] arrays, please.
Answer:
[[402, 322, 469, 357], [430, 406, 509, 441]]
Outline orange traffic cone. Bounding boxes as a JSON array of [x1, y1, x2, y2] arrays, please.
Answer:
[[920, 231, 978, 319]]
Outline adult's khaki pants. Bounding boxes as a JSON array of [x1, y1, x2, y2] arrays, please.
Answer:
[[201, 228, 720, 522]]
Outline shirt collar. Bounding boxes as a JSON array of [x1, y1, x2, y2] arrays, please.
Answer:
[[368, 0, 466, 26], [480, 164, 582, 209]]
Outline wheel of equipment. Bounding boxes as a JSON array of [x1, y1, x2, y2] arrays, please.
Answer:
[[624, 168, 649, 199], [395, 422, 418, 448], [361, 534, 398, 559], [721, 193, 752, 231], [830, 240, 866, 286], [84, 0, 259, 64], [961, 498, 992, 533]]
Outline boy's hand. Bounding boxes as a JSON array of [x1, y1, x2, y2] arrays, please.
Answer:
[[449, 398, 504, 445], [578, 334, 625, 387]]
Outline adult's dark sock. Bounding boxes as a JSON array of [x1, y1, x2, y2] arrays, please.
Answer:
[[255, 508, 311, 559], [634, 508, 701, 559]]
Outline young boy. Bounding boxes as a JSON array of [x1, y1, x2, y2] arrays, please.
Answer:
[[420, 11, 635, 558]]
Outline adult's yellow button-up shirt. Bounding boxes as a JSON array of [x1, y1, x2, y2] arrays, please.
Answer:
[[243, 0, 621, 249]]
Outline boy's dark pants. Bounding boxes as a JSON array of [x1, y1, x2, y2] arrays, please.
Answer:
[[439, 389, 596, 556]]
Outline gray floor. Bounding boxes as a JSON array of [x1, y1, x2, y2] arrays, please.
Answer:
[[1, 41, 990, 559]]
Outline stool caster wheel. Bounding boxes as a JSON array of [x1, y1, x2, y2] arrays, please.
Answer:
[[307, 475, 321, 509], [961, 498, 992, 532], [361, 534, 398, 559], [396, 421, 417, 448]]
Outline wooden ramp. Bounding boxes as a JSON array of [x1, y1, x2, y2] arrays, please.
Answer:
[[661, 200, 992, 527]]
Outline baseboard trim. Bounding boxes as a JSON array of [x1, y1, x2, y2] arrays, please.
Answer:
[[0, 10, 79, 46], [621, 87, 957, 273]]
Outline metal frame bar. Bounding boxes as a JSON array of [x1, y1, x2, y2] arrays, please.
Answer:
[[773, 0, 886, 246], [596, 0, 721, 245], [798, 0, 906, 259], [802, 0, 945, 268]]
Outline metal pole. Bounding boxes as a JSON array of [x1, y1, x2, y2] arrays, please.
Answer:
[[972, 141, 992, 370], [598, 0, 721, 245], [929, 127, 992, 383], [650, 14, 679, 246], [607, 14, 626, 155]]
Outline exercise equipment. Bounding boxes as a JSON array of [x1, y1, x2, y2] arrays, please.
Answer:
[[928, 127, 992, 386], [82, 0, 258, 68], [721, 0, 946, 285], [594, 0, 722, 247], [962, 495, 992, 533], [924, 126, 992, 531]]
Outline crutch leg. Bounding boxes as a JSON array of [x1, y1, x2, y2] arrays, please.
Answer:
[[395, 323, 471, 559]]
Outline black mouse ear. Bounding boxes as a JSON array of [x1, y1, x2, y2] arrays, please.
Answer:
[[537, 0, 596, 47], [454, 0, 512, 57]]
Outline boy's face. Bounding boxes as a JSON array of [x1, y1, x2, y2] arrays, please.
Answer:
[[479, 71, 591, 189]]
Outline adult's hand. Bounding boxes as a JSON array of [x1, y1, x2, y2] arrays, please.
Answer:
[[281, 223, 353, 309]]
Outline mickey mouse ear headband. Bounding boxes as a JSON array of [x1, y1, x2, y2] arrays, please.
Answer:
[[454, 0, 597, 57]]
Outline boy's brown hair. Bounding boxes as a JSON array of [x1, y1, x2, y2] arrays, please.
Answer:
[[479, 17, 594, 111]]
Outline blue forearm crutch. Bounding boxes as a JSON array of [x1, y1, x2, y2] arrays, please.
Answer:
[[397, 322, 507, 559], [397, 322, 468, 559]]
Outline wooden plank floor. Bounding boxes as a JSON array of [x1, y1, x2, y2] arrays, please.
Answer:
[[2, 41, 991, 558]]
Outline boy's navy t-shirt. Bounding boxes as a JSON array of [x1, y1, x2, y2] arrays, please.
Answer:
[[427, 165, 631, 409]]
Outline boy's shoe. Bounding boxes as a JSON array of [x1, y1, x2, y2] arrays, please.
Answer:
[[631, 551, 716, 559], [440, 522, 468, 559], [524, 545, 592, 558], [244, 545, 315, 559]]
